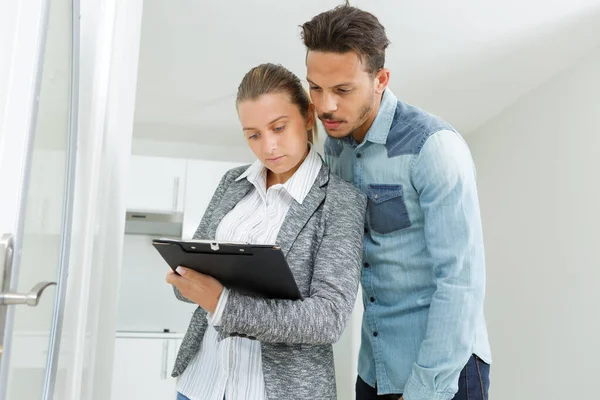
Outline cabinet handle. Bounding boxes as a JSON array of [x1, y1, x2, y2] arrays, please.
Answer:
[[161, 339, 168, 380], [172, 177, 180, 212]]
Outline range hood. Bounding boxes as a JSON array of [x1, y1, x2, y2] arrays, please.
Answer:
[[124, 211, 183, 237]]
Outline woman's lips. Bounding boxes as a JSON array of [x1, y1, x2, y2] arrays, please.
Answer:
[[267, 155, 285, 163]]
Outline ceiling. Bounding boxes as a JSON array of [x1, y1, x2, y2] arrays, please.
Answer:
[[132, 0, 600, 147]]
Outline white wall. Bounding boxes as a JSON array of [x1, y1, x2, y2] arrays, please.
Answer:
[[131, 138, 255, 163], [131, 98, 329, 163], [130, 133, 326, 163], [467, 45, 600, 398]]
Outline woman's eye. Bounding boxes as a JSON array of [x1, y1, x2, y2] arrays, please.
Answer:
[[248, 133, 259, 140], [274, 125, 285, 133]]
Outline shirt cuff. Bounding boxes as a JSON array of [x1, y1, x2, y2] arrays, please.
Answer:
[[403, 375, 455, 400], [206, 287, 229, 326]]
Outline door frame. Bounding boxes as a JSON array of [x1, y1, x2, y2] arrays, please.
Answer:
[[0, 0, 56, 395], [42, 0, 81, 397], [0, 0, 80, 398], [1, 0, 145, 398], [56, 0, 144, 399]]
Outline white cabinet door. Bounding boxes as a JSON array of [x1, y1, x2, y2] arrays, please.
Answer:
[[169, 338, 183, 370], [127, 156, 187, 214], [182, 160, 245, 239], [111, 337, 178, 400]]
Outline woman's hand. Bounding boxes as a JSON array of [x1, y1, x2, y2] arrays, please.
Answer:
[[166, 267, 223, 313]]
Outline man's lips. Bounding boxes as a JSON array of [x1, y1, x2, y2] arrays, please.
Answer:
[[323, 119, 343, 129]]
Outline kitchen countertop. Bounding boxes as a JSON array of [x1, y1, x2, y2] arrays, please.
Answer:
[[115, 331, 185, 339]]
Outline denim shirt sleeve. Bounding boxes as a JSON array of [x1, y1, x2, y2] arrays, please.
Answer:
[[404, 130, 486, 400]]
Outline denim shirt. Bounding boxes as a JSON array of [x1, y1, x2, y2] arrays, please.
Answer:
[[325, 89, 491, 400]]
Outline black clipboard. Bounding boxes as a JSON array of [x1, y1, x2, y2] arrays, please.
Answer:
[[152, 238, 302, 300]]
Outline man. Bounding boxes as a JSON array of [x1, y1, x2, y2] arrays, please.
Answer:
[[300, 6, 491, 400]]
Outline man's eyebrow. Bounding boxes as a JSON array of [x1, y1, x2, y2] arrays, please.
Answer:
[[307, 79, 354, 88]]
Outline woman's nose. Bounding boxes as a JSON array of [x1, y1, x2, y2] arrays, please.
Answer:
[[263, 133, 278, 153]]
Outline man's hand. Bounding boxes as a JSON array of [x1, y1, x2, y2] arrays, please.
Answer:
[[166, 267, 223, 313]]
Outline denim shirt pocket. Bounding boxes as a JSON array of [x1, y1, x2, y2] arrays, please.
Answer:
[[367, 184, 411, 234]]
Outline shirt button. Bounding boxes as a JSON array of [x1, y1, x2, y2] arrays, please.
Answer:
[[373, 331, 379, 337], [364, 262, 370, 268], [356, 153, 362, 158], [374, 193, 379, 200], [370, 297, 375, 302]]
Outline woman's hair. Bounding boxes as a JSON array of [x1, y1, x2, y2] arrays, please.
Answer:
[[236, 63, 317, 143]]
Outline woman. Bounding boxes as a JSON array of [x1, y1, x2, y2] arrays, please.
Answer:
[[167, 63, 367, 400]]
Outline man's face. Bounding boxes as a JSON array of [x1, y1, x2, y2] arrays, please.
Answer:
[[306, 51, 381, 140]]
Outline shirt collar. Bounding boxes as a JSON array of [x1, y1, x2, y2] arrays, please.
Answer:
[[363, 88, 398, 145], [236, 157, 264, 184], [235, 144, 322, 204]]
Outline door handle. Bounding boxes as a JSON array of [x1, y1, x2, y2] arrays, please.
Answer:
[[1, 233, 56, 307], [0, 282, 56, 306], [1, 233, 14, 289]]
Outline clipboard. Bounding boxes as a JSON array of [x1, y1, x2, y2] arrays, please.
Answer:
[[152, 238, 302, 300]]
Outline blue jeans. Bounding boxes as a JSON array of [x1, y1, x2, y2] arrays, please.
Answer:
[[356, 355, 490, 400]]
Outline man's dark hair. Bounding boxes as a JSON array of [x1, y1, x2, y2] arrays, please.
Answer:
[[300, 5, 390, 74]]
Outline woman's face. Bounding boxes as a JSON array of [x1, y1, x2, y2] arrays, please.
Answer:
[[238, 92, 314, 184]]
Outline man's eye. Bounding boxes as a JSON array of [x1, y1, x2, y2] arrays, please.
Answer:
[[309, 86, 321, 91], [338, 88, 352, 94]]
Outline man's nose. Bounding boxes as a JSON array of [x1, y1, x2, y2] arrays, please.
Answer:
[[322, 92, 338, 114]]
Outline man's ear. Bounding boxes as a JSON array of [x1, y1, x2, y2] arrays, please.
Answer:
[[374, 68, 390, 94]]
